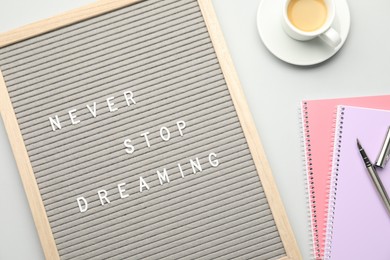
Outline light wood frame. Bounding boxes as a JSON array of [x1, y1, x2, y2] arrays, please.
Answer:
[[0, 0, 301, 259]]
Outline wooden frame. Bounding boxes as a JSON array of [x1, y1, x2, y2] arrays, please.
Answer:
[[0, 0, 301, 259]]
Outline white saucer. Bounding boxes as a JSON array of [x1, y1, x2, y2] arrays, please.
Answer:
[[257, 0, 351, 66]]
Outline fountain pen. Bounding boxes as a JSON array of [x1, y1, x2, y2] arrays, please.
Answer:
[[357, 139, 390, 215]]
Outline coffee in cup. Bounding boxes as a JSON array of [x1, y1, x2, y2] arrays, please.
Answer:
[[287, 0, 327, 32], [282, 0, 341, 48]]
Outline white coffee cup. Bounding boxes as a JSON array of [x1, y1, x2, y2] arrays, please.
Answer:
[[282, 0, 341, 48]]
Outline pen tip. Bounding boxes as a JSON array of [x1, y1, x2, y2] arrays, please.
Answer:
[[357, 139, 362, 149]]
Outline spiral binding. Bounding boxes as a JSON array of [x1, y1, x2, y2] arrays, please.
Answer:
[[300, 102, 319, 259], [324, 106, 345, 259]]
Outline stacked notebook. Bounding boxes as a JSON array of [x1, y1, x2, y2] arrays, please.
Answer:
[[300, 95, 390, 259]]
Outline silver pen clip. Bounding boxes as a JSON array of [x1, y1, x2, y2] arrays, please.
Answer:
[[376, 126, 390, 168]]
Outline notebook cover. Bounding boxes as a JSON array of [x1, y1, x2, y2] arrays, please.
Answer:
[[325, 106, 390, 260], [301, 95, 390, 259]]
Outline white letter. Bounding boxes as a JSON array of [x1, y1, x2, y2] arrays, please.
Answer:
[[178, 163, 185, 178], [77, 197, 88, 213], [124, 91, 136, 106], [117, 183, 129, 199], [209, 153, 219, 167], [123, 139, 135, 154], [160, 127, 171, 141], [87, 102, 97, 118], [106, 97, 118, 112], [157, 168, 170, 185], [97, 190, 111, 205], [139, 177, 150, 192], [68, 109, 80, 125], [190, 157, 203, 174], [176, 121, 186, 136], [140, 132, 151, 147], [49, 115, 61, 131]]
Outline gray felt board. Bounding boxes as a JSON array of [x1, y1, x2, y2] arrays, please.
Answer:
[[0, 0, 286, 259]]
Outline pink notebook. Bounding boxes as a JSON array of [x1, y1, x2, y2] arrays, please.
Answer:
[[301, 95, 390, 259], [325, 106, 390, 259]]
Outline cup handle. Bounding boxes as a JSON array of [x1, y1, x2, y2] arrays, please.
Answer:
[[319, 27, 342, 48]]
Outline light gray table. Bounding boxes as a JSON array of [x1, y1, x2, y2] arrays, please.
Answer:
[[1, 0, 389, 259]]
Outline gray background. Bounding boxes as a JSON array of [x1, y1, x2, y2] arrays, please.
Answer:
[[0, 0, 389, 259]]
